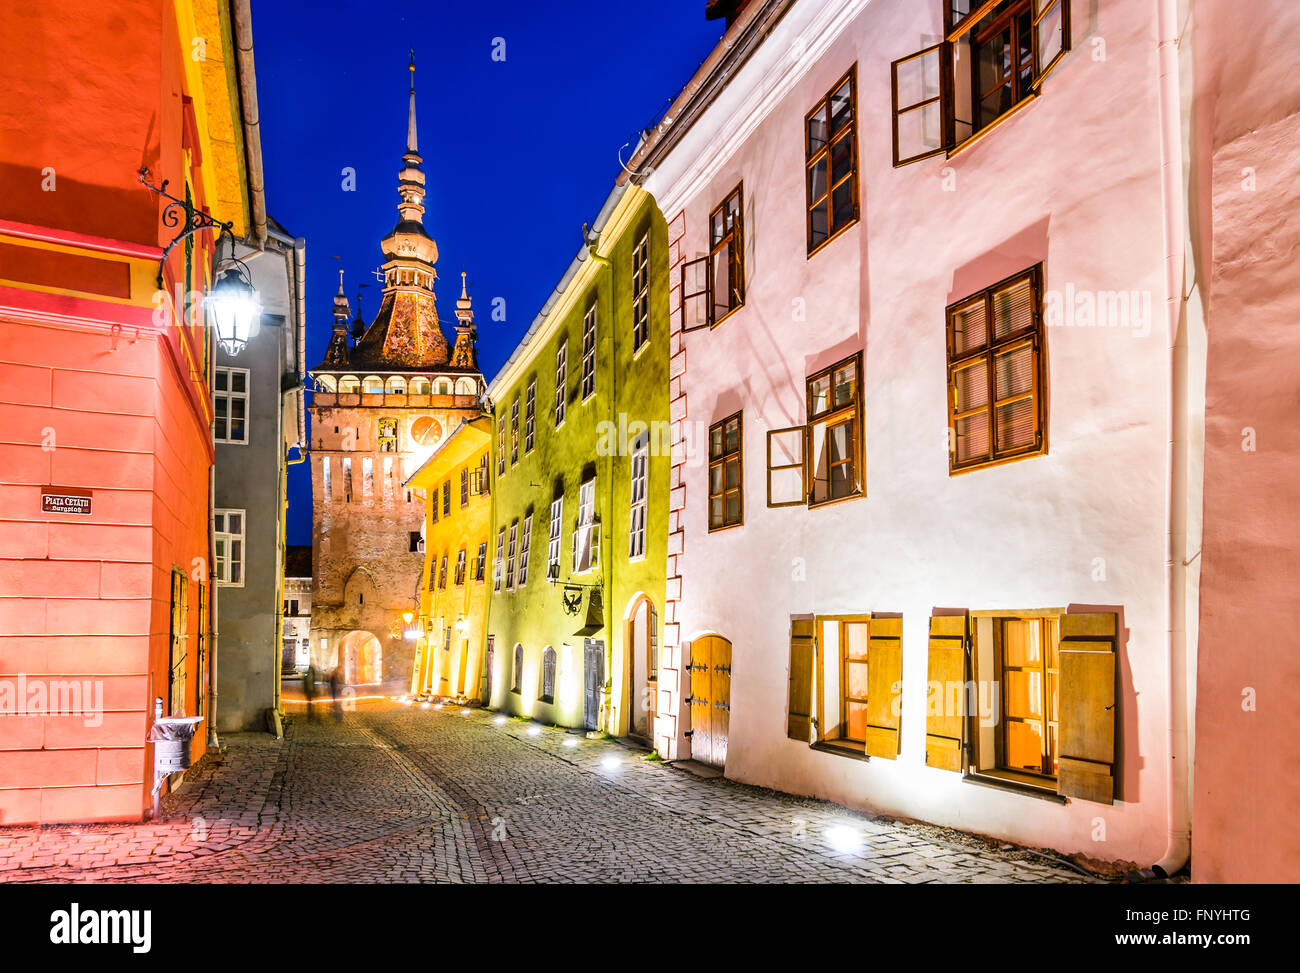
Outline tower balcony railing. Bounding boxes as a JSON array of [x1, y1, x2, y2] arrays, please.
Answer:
[[311, 391, 480, 410]]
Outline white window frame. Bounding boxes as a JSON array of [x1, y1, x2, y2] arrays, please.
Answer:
[[494, 529, 506, 593], [554, 341, 567, 427], [632, 230, 650, 352], [517, 514, 532, 587], [547, 497, 563, 581], [629, 434, 648, 560], [214, 508, 246, 587], [214, 366, 250, 445], [572, 477, 599, 574], [581, 304, 597, 401]]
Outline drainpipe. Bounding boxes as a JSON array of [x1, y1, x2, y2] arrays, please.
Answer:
[[231, 0, 266, 246], [207, 327, 221, 750], [1150, 0, 1192, 878]]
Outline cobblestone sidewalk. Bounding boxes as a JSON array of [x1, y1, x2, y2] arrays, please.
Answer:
[[0, 702, 1084, 883]]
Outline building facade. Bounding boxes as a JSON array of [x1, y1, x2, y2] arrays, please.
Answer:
[[282, 545, 312, 673], [634, 0, 1208, 869], [213, 223, 306, 732], [1188, 0, 1300, 883], [484, 184, 670, 739], [407, 414, 492, 701], [0, 0, 262, 823], [308, 62, 485, 689]]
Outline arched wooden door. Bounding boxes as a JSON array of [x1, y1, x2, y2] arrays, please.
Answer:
[[688, 635, 732, 768]]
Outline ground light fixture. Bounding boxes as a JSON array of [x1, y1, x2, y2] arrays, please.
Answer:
[[527, 726, 542, 737], [460, 708, 471, 716], [563, 738, 579, 749], [494, 715, 508, 725], [600, 756, 621, 771], [824, 824, 864, 855]]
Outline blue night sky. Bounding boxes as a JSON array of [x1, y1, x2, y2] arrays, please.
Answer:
[[253, 0, 723, 544]]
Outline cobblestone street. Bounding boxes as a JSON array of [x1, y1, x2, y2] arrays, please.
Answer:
[[0, 703, 1083, 883]]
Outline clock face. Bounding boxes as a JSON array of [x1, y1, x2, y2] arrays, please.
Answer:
[[410, 416, 443, 448]]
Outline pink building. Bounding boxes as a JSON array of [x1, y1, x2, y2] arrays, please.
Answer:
[[633, 0, 1298, 877]]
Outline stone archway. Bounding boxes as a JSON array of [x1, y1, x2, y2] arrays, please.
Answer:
[[339, 630, 383, 686]]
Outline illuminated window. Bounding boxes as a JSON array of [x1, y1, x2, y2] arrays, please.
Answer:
[[510, 398, 519, 466], [708, 413, 742, 531], [378, 417, 398, 452], [505, 522, 518, 590]]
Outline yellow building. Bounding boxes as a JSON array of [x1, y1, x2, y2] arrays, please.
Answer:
[[406, 415, 493, 699]]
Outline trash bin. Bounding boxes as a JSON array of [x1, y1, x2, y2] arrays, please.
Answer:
[[146, 698, 203, 819]]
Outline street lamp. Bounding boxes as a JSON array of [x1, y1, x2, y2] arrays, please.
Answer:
[[205, 255, 261, 356]]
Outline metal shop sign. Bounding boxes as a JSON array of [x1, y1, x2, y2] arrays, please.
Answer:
[[41, 486, 92, 515]]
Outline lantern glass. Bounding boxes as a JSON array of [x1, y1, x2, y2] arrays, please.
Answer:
[[205, 266, 260, 356]]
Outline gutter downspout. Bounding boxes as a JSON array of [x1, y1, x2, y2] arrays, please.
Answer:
[[1151, 0, 1192, 878], [231, 0, 266, 246], [207, 327, 221, 750], [583, 242, 615, 735]]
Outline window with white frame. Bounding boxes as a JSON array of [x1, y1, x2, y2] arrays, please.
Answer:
[[632, 230, 650, 351], [554, 340, 567, 426], [510, 398, 519, 466], [629, 433, 648, 559], [547, 497, 563, 581], [525, 380, 536, 454], [214, 367, 249, 444], [580, 305, 596, 401], [214, 509, 245, 586], [517, 514, 532, 587], [505, 521, 518, 590], [573, 477, 598, 574], [494, 528, 506, 592], [322, 456, 331, 503]]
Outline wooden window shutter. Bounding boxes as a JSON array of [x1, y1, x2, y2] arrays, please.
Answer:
[[1057, 612, 1117, 804], [865, 616, 902, 759], [679, 255, 710, 332], [787, 618, 815, 741], [925, 614, 967, 771]]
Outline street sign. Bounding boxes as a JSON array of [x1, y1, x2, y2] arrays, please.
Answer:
[[40, 486, 92, 515]]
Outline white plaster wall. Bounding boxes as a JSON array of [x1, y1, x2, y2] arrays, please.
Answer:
[[647, 0, 1175, 864]]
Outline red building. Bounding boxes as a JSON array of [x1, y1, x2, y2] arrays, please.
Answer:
[[0, 0, 265, 823]]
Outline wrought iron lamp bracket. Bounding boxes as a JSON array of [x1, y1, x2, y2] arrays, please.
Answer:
[[139, 168, 233, 288]]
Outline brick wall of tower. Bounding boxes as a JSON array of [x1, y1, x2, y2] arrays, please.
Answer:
[[308, 393, 479, 688]]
